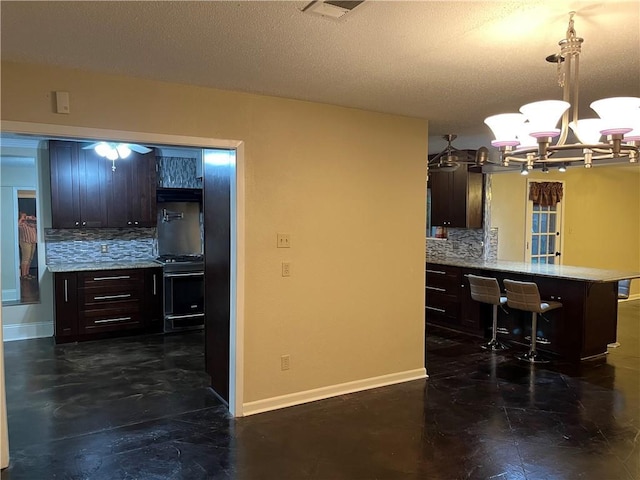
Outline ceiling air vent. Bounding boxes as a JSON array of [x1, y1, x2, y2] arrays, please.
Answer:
[[303, 1, 365, 20]]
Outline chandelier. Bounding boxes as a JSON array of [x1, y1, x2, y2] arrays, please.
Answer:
[[483, 12, 639, 175]]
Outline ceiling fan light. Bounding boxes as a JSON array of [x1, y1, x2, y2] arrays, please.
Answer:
[[569, 119, 603, 144], [94, 142, 111, 158], [106, 148, 118, 161], [519, 100, 570, 138], [116, 143, 132, 159], [590, 97, 640, 135], [484, 113, 526, 147]]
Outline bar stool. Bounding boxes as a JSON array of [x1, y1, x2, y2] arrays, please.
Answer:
[[503, 279, 562, 363], [466, 274, 508, 351]]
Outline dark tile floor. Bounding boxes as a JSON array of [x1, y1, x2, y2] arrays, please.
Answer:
[[2, 300, 639, 479]]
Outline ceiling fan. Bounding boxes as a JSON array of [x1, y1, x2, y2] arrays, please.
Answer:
[[82, 141, 152, 170], [427, 134, 488, 173]]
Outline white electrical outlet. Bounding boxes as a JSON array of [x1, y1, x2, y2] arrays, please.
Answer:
[[100, 244, 109, 254], [277, 233, 291, 248], [282, 262, 291, 277], [281, 354, 290, 371]]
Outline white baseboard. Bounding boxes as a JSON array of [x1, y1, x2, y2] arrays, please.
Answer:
[[619, 293, 640, 302], [242, 367, 428, 417], [2, 321, 54, 341]]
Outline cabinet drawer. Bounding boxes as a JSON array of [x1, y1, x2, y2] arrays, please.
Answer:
[[81, 285, 143, 309], [425, 291, 460, 320], [426, 264, 459, 283], [79, 307, 143, 333], [78, 270, 144, 288], [426, 265, 461, 292]]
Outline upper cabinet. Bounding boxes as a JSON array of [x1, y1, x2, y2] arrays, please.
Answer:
[[49, 140, 157, 229], [429, 165, 483, 228], [50, 140, 108, 228]]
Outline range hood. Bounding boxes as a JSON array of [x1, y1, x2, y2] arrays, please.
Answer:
[[156, 187, 202, 203]]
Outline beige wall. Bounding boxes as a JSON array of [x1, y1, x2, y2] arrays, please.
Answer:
[[490, 165, 640, 296], [1, 61, 428, 404]]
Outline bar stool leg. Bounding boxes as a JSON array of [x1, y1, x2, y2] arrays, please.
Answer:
[[518, 312, 548, 363], [481, 304, 508, 351]]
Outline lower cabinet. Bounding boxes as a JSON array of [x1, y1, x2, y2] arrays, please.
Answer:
[[53, 267, 163, 343], [425, 263, 481, 334]]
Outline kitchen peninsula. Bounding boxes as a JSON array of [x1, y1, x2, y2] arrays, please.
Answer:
[[426, 257, 640, 361]]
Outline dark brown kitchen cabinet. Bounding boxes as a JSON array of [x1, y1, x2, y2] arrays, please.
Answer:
[[49, 140, 109, 228], [106, 150, 158, 227], [53, 267, 163, 343], [49, 140, 157, 229], [425, 263, 481, 335], [53, 272, 78, 340], [425, 261, 620, 361], [429, 165, 483, 228], [145, 267, 163, 333]]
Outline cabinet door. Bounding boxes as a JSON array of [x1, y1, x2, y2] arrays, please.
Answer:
[[106, 150, 157, 227], [128, 151, 157, 227], [429, 172, 452, 226], [77, 148, 108, 227], [50, 140, 81, 228], [50, 141, 109, 228], [449, 166, 469, 228], [54, 272, 78, 341], [145, 267, 163, 332], [105, 155, 131, 228]]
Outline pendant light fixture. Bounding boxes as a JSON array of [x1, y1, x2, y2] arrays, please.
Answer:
[[483, 12, 639, 170]]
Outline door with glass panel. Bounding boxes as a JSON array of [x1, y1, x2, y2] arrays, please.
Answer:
[[525, 181, 564, 265]]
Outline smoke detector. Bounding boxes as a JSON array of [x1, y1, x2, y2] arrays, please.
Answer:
[[303, 1, 365, 20]]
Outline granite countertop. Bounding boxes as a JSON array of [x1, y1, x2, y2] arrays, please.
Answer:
[[426, 256, 640, 283], [47, 260, 160, 273]]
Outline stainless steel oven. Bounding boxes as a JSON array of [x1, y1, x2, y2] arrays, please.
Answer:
[[157, 255, 204, 332]]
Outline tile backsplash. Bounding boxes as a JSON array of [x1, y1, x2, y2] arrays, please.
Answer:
[[45, 228, 156, 264], [426, 227, 498, 261], [157, 156, 202, 189]]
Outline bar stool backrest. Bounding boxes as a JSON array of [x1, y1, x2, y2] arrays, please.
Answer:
[[467, 274, 502, 306], [503, 279, 543, 313]]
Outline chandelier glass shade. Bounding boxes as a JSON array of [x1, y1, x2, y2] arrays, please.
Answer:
[[483, 12, 639, 170]]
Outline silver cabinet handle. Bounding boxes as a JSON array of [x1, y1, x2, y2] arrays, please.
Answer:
[[95, 316, 132, 324], [426, 286, 446, 292], [164, 272, 204, 278], [426, 306, 446, 313], [426, 269, 446, 275], [134, 221, 139, 225], [153, 274, 157, 295], [93, 275, 131, 281], [127, 221, 132, 225], [82, 221, 87, 226], [93, 294, 131, 300], [64, 279, 68, 302], [75, 221, 80, 226]]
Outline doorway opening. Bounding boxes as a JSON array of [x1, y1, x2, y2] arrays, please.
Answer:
[[524, 180, 565, 265], [0, 123, 245, 442]]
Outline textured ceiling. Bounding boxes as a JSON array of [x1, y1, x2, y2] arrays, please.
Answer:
[[1, 1, 639, 153]]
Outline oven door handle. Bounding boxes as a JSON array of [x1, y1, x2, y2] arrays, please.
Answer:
[[164, 272, 205, 278], [166, 313, 205, 320]]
